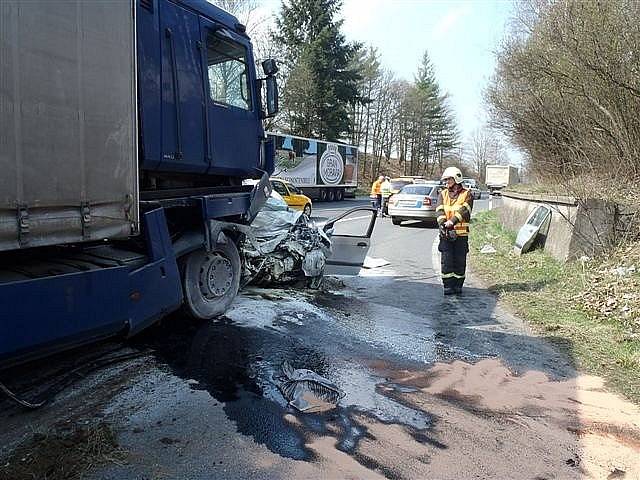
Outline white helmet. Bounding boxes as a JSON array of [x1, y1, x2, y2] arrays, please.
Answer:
[[441, 166, 463, 184]]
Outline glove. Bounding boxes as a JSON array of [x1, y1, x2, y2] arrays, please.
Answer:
[[444, 220, 454, 229]]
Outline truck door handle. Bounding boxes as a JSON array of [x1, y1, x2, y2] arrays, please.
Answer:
[[357, 242, 367, 247]]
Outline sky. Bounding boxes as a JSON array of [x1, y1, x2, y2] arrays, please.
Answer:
[[255, 0, 521, 164]]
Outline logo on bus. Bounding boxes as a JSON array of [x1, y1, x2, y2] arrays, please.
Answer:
[[319, 144, 344, 185]]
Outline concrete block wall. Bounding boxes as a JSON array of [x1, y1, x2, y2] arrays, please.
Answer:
[[496, 192, 616, 262]]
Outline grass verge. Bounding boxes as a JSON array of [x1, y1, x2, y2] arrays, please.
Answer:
[[469, 210, 640, 403]]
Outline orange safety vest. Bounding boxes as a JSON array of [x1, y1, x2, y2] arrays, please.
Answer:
[[440, 188, 471, 236]]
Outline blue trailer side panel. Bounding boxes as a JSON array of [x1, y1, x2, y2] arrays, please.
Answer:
[[0, 209, 183, 367], [0, 268, 130, 366]]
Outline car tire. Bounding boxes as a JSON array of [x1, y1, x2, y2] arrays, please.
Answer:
[[392, 217, 402, 226], [182, 240, 240, 320], [328, 189, 335, 202], [303, 203, 312, 216]]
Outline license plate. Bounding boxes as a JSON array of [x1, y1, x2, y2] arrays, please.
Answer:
[[399, 200, 420, 208]]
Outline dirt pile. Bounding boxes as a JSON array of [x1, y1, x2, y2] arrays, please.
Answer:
[[271, 358, 640, 479]]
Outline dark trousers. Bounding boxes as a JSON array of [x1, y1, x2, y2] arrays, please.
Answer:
[[371, 194, 382, 211], [438, 236, 469, 290]]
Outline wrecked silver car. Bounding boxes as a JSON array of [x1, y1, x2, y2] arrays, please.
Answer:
[[240, 184, 379, 286], [241, 191, 332, 288]]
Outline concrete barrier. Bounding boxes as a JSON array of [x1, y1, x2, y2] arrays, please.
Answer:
[[496, 192, 617, 262]]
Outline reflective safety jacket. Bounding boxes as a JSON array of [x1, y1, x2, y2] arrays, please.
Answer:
[[380, 180, 392, 197], [436, 187, 474, 236], [370, 180, 382, 196]]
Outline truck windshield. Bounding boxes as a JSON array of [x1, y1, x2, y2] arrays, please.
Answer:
[[207, 33, 252, 110]]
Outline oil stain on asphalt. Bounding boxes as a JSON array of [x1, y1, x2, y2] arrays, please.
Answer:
[[133, 290, 442, 464]]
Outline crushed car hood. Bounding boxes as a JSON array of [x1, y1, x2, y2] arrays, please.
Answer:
[[241, 193, 332, 287]]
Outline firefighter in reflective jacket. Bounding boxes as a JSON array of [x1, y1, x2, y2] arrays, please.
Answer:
[[436, 167, 474, 295]]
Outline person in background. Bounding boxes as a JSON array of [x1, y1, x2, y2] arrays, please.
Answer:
[[380, 176, 392, 217], [370, 175, 384, 217], [436, 167, 474, 295]]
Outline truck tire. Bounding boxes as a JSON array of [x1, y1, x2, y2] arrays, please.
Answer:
[[336, 188, 344, 201], [319, 189, 328, 202], [392, 217, 402, 226], [328, 189, 336, 202], [182, 240, 241, 319]]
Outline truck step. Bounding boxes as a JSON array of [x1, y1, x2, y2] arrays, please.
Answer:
[[0, 246, 147, 285]]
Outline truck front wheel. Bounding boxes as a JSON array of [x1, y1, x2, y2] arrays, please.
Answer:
[[182, 240, 241, 319]]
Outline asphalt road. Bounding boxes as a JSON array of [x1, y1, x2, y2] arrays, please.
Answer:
[[1, 195, 638, 479]]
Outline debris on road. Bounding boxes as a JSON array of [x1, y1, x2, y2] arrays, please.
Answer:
[[241, 192, 332, 288], [514, 204, 551, 255], [277, 361, 344, 412], [363, 256, 390, 269], [610, 265, 636, 277], [480, 244, 497, 254]]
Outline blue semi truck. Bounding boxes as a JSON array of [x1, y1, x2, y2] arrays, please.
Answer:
[[0, 0, 279, 368]]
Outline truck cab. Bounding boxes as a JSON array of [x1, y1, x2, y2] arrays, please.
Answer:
[[137, 0, 277, 190]]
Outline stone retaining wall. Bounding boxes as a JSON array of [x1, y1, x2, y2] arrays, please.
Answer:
[[495, 192, 617, 262]]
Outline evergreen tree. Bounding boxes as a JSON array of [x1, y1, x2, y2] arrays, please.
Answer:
[[272, 0, 362, 141], [412, 52, 459, 174]]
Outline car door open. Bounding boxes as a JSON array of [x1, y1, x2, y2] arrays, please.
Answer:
[[323, 207, 377, 275]]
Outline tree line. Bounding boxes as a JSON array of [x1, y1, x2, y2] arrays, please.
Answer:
[[270, 0, 459, 182]]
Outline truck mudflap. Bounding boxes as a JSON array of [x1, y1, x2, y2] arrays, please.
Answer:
[[0, 209, 182, 369]]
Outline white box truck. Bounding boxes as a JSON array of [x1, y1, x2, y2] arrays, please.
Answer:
[[268, 133, 358, 201], [486, 165, 519, 195]]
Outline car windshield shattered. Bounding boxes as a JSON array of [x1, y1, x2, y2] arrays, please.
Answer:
[[240, 191, 332, 288]]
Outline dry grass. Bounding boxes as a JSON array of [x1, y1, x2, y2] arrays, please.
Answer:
[[469, 210, 640, 403], [0, 423, 126, 480]]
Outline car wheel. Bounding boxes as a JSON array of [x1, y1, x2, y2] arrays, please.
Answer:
[[328, 189, 336, 202], [392, 217, 402, 226], [182, 240, 240, 319], [303, 203, 312, 216]]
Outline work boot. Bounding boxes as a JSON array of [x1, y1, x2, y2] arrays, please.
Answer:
[[443, 287, 454, 296]]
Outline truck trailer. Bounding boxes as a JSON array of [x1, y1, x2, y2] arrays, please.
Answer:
[[268, 133, 358, 201], [485, 165, 519, 195], [0, 0, 279, 368]]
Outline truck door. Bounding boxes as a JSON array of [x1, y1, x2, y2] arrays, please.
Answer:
[[159, 0, 206, 173], [323, 208, 378, 275], [200, 18, 260, 173]]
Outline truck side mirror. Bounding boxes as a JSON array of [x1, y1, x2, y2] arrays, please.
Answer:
[[265, 75, 278, 118], [262, 59, 278, 76]]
